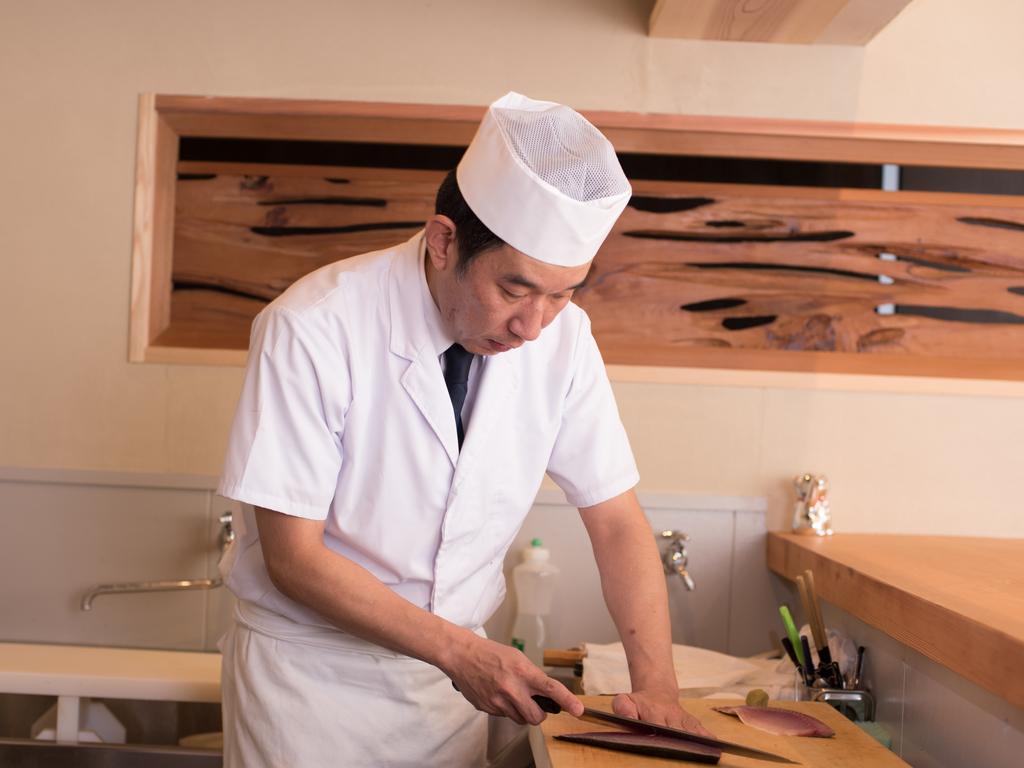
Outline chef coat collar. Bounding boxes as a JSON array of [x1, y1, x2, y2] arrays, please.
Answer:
[[416, 234, 458, 360], [389, 232, 445, 362], [388, 231, 520, 469]]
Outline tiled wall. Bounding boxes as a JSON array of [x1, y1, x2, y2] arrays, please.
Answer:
[[0, 468, 236, 652], [484, 491, 777, 657], [1, 468, 774, 659], [772, 579, 1024, 768]]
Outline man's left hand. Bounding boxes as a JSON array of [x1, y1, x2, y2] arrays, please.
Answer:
[[612, 689, 713, 738]]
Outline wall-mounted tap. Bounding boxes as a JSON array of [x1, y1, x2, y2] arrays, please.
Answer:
[[658, 529, 695, 591], [80, 511, 235, 611], [218, 511, 235, 551]]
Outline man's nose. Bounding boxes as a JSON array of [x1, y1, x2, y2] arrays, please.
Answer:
[[510, 301, 545, 342]]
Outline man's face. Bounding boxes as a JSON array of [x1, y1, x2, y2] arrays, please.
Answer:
[[425, 222, 591, 356]]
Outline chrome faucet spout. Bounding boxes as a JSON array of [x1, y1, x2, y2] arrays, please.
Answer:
[[658, 529, 696, 591], [674, 564, 696, 591], [80, 511, 235, 611], [81, 578, 222, 611]]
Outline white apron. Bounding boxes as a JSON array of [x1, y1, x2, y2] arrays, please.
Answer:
[[221, 602, 487, 768]]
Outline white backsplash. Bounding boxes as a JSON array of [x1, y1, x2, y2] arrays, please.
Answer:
[[484, 490, 776, 658], [0, 467, 235, 652], [1, 467, 774, 659]]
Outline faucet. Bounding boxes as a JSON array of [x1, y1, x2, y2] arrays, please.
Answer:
[[81, 512, 235, 611], [658, 530, 695, 591]]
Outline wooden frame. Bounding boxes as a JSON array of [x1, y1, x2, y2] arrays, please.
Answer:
[[649, 0, 916, 46], [129, 94, 1024, 383]]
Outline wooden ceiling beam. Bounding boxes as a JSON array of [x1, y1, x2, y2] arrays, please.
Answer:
[[649, 0, 915, 45]]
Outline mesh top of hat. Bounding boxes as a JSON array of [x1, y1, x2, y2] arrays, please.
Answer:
[[491, 103, 630, 203]]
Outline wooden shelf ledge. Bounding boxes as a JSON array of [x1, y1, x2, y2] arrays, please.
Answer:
[[767, 532, 1024, 710], [0, 643, 220, 703]]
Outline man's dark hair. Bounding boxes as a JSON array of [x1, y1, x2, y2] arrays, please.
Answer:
[[435, 170, 504, 276]]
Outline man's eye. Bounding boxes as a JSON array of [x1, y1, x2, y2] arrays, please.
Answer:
[[501, 286, 524, 299]]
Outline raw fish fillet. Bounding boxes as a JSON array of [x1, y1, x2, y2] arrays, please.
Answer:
[[712, 705, 835, 737], [555, 730, 722, 763]]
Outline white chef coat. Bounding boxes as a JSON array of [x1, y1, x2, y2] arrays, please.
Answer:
[[216, 230, 638, 765], [217, 230, 639, 631]]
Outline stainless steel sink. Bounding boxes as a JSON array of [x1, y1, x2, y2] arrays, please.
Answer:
[[0, 694, 222, 766], [0, 738, 221, 767]]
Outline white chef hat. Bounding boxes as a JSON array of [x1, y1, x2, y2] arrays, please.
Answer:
[[456, 92, 632, 268]]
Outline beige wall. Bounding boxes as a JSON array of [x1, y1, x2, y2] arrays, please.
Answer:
[[2, 0, 1023, 536]]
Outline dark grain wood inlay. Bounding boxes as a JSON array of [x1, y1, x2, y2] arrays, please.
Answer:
[[890, 254, 971, 274], [722, 315, 777, 330], [681, 298, 748, 312], [250, 221, 424, 237], [958, 216, 1024, 233], [624, 229, 855, 243], [886, 304, 1024, 324], [688, 262, 878, 282], [173, 282, 269, 303], [256, 196, 387, 207], [628, 196, 715, 213]]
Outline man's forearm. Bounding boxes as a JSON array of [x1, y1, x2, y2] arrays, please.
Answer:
[[255, 506, 472, 673], [580, 492, 677, 693]]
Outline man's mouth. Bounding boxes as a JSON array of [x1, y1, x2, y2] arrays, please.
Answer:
[[487, 339, 513, 353]]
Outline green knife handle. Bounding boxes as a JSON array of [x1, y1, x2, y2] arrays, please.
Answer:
[[779, 605, 806, 667]]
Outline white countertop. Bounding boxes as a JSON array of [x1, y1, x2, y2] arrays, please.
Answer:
[[0, 642, 221, 702]]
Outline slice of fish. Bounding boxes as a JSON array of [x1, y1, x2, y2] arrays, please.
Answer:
[[713, 705, 835, 738], [555, 730, 722, 763]]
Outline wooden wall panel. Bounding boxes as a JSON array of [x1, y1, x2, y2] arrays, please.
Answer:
[[165, 162, 1024, 380], [164, 164, 442, 349], [124, 95, 1024, 378], [581, 181, 1024, 365]]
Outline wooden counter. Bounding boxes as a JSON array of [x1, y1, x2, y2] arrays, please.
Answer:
[[767, 532, 1024, 710], [533, 696, 908, 767]]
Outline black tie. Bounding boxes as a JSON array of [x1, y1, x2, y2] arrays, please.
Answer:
[[443, 344, 474, 448]]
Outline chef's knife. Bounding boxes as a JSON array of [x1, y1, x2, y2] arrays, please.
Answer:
[[532, 695, 798, 764]]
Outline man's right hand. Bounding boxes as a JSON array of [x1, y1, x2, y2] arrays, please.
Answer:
[[441, 633, 583, 725]]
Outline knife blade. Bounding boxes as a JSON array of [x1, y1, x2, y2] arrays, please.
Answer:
[[532, 695, 798, 764]]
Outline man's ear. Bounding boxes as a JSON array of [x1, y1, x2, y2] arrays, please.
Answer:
[[424, 215, 458, 272]]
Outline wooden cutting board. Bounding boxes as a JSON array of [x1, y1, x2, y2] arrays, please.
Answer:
[[533, 697, 908, 767]]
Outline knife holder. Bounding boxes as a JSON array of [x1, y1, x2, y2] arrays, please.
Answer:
[[812, 688, 875, 722]]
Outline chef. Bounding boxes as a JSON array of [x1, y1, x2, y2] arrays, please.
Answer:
[[216, 92, 707, 767]]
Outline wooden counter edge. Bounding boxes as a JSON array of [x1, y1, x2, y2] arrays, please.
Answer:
[[766, 532, 1024, 711]]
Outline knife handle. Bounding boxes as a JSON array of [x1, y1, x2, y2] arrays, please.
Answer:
[[453, 682, 563, 715], [778, 604, 805, 667], [533, 695, 562, 714]]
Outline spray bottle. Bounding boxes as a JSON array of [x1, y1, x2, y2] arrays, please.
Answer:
[[510, 538, 559, 666]]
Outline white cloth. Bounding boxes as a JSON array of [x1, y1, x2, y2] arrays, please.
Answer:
[[221, 601, 487, 768], [581, 642, 802, 701], [217, 230, 638, 631], [582, 641, 762, 694]]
